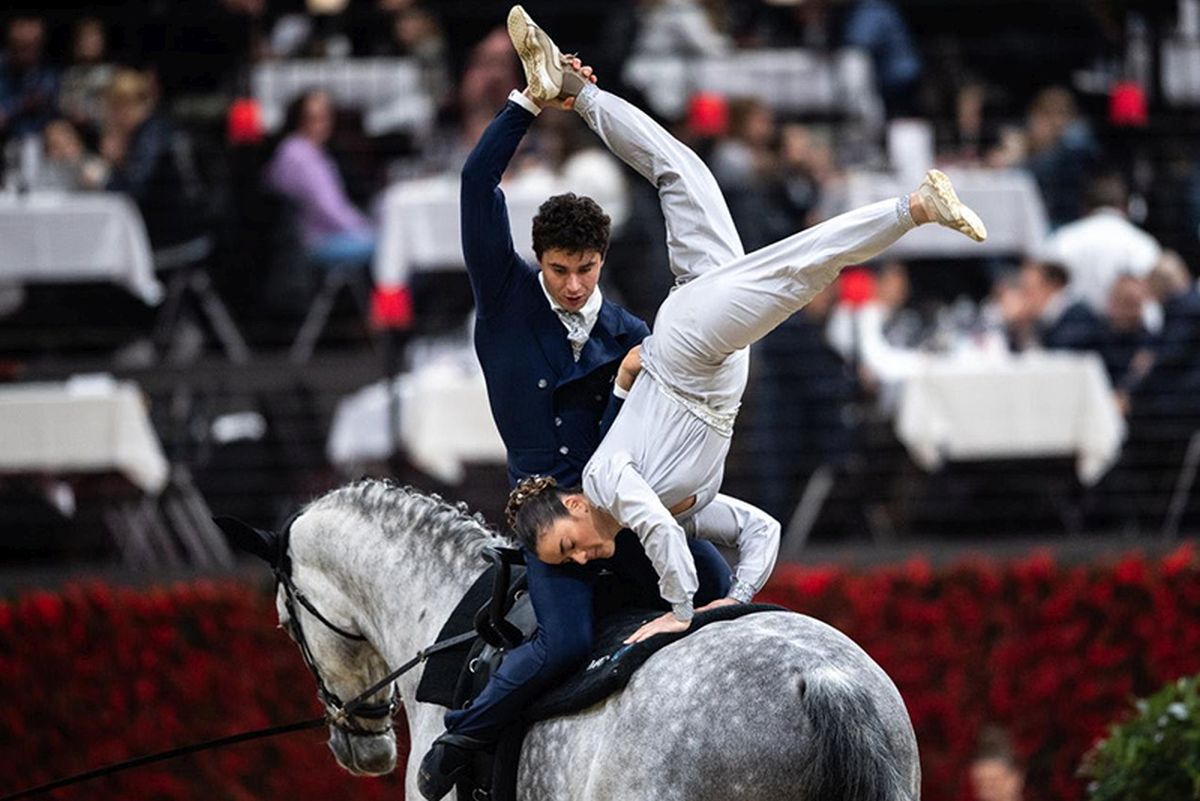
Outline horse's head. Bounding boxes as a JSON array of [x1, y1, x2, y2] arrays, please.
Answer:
[[215, 512, 399, 777]]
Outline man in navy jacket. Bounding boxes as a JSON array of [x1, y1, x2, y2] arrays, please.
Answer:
[[418, 76, 732, 799]]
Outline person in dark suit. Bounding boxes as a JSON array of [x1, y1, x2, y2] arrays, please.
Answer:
[[1126, 252, 1200, 419], [419, 70, 732, 794], [1102, 252, 1200, 530], [1018, 260, 1106, 352], [1100, 274, 1153, 388]]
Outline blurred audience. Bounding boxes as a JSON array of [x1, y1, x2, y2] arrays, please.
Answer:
[[264, 89, 377, 268], [732, 0, 919, 117], [1123, 251, 1200, 420], [370, 4, 450, 102], [102, 69, 205, 248], [57, 18, 115, 137], [968, 726, 1025, 801], [1100, 274, 1152, 388], [1044, 172, 1161, 316], [827, 262, 926, 393], [0, 16, 59, 139], [1011, 260, 1106, 353], [710, 97, 798, 249], [750, 283, 858, 524], [840, 0, 922, 117], [630, 0, 732, 57], [990, 87, 1099, 228], [419, 27, 522, 175], [33, 118, 107, 191]]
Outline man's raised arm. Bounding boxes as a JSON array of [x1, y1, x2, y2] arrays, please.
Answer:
[[460, 91, 543, 316]]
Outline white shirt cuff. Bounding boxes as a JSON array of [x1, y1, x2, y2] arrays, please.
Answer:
[[612, 384, 629, 400], [508, 89, 542, 117], [728, 578, 756, 605], [672, 599, 694, 623]]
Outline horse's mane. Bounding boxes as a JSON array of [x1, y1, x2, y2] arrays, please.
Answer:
[[305, 478, 511, 559]]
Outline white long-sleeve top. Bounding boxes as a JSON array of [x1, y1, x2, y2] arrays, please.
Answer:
[[582, 362, 781, 621]]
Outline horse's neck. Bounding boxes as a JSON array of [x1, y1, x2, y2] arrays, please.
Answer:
[[344, 525, 481, 698]]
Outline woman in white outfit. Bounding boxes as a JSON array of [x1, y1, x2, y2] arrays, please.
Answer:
[[503, 5, 987, 644]]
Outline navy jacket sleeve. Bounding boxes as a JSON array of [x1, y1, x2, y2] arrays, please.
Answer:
[[460, 101, 538, 318]]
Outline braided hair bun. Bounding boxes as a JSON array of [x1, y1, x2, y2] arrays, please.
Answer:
[[505, 475, 558, 530]]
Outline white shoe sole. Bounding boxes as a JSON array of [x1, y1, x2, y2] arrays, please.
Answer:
[[507, 5, 561, 103], [924, 169, 987, 242]]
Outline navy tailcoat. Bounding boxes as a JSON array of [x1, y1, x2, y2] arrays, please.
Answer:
[[460, 100, 649, 488]]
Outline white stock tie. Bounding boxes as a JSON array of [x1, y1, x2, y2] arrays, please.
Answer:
[[556, 309, 589, 361]]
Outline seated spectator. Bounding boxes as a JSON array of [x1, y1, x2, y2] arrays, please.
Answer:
[[0, 16, 59, 139], [710, 98, 797, 250], [1101, 274, 1152, 388], [991, 87, 1098, 228], [102, 70, 205, 248], [1044, 172, 1161, 315], [968, 726, 1025, 801], [1125, 251, 1200, 419], [826, 262, 926, 391], [1016, 260, 1106, 352], [264, 89, 376, 269], [32, 118, 107, 191], [57, 18, 115, 137], [948, 79, 1001, 164], [990, 269, 1034, 351], [778, 123, 834, 226]]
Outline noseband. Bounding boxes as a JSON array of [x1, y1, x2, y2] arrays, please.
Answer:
[[274, 517, 397, 738]]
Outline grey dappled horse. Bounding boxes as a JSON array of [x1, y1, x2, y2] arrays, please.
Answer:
[[252, 479, 920, 801]]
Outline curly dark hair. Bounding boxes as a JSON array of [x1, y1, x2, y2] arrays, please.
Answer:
[[505, 475, 579, 553], [531, 193, 611, 260]]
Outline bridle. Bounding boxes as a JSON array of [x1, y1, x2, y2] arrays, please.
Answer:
[[272, 515, 398, 738]]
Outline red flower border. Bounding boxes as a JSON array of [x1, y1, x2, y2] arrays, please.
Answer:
[[1, 544, 1196, 801]]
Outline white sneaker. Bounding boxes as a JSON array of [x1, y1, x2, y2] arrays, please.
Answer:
[[916, 169, 988, 242], [506, 5, 586, 103]]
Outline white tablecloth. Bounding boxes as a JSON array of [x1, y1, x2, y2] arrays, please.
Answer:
[[328, 356, 504, 484], [894, 352, 1125, 484], [373, 164, 626, 289], [0, 191, 162, 304], [252, 58, 434, 137], [623, 48, 883, 128], [0, 376, 169, 493], [842, 167, 1049, 258]]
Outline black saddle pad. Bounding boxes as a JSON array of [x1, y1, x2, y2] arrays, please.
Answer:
[[526, 602, 785, 721], [415, 564, 497, 707], [480, 603, 785, 801]]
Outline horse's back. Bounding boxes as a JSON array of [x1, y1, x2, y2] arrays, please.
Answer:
[[520, 611, 919, 801]]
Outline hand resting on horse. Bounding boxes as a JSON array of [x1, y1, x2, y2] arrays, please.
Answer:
[[624, 597, 738, 643]]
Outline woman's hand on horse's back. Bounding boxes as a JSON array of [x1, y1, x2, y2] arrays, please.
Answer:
[[624, 611, 691, 644]]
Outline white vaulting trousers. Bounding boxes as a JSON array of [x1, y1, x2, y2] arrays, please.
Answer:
[[573, 85, 913, 415]]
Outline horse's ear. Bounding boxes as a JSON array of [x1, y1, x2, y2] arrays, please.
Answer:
[[214, 516, 278, 565]]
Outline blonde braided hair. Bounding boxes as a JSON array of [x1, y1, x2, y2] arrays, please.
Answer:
[[505, 475, 559, 531]]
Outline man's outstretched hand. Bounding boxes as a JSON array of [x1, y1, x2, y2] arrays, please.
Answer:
[[624, 611, 691, 644], [523, 58, 597, 112]]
